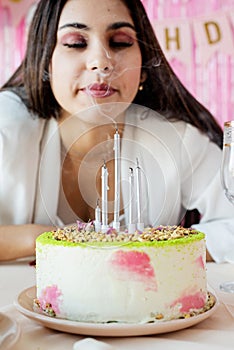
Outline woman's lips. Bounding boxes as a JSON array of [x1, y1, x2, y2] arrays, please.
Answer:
[[82, 83, 116, 98]]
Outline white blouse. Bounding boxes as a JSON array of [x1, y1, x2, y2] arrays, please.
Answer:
[[1, 90, 234, 263]]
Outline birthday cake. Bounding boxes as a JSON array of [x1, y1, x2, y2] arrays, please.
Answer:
[[34, 223, 210, 323]]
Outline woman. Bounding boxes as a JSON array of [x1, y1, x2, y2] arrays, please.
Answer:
[[0, 0, 233, 261]]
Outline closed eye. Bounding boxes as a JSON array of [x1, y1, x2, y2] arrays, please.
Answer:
[[64, 42, 87, 49], [109, 41, 134, 48], [61, 33, 87, 49], [109, 32, 135, 49]]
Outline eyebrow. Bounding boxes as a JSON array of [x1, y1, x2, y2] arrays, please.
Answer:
[[59, 23, 88, 31], [107, 22, 136, 31], [58, 21, 136, 32]]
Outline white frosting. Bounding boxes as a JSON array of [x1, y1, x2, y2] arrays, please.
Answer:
[[35, 233, 207, 323]]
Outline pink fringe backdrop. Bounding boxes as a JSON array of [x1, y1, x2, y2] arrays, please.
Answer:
[[1, 0, 234, 126]]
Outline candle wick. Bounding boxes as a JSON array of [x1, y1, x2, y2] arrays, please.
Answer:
[[113, 121, 118, 131], [136, 157, 140, 168]]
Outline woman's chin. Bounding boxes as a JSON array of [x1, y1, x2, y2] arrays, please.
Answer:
[[72, 102, 130, 126]]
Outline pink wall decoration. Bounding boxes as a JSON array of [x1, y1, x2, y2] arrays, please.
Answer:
[[0, 0, 37, 85], [141, 0, 234, 126], [1, 0, 234, 126], [1, 0, 35, 26]]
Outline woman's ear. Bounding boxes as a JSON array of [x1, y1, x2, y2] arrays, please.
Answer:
[[138, 70, 147, 91], [140, 70, 147, 83]]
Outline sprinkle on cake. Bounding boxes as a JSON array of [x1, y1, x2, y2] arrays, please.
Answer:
[[52, 221, 201, 244]]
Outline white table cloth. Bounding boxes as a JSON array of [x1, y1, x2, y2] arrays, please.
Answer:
[[0, 260, 234, 350]]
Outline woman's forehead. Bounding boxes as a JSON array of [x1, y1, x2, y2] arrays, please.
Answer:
[[58, 0, 134, 28]]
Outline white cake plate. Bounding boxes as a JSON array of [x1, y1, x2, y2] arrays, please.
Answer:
[[14, 286, 218, 337]]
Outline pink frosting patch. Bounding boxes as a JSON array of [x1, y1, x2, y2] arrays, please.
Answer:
[[195, 255, 205, 269], [110, 250, 157, 291], [171, 291, 206, 313], [39, 285, 62, 314]]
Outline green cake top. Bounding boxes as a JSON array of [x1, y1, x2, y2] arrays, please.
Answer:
[[36, 223, 205, 248]]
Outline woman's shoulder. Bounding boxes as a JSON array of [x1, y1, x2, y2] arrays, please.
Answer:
[[0, 89, 35, 121], [127, 104, 212, 142], [127, 104, 188, 137]]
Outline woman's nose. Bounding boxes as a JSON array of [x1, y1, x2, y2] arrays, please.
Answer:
[[86, 46, 113, 75]]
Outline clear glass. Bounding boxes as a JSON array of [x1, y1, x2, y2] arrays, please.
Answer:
[[220, 120, 234, 293]]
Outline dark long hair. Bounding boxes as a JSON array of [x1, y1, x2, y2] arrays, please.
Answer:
[[2, 0, 222, 226], [1, 0, 222, 145]]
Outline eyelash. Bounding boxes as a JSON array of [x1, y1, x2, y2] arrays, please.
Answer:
[[64, 42, 86, 49], [63, 40, 134, 49], [110, 41, 134, 48]]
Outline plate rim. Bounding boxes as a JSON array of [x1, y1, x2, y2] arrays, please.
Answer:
[[14, 286, 218, 337]]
